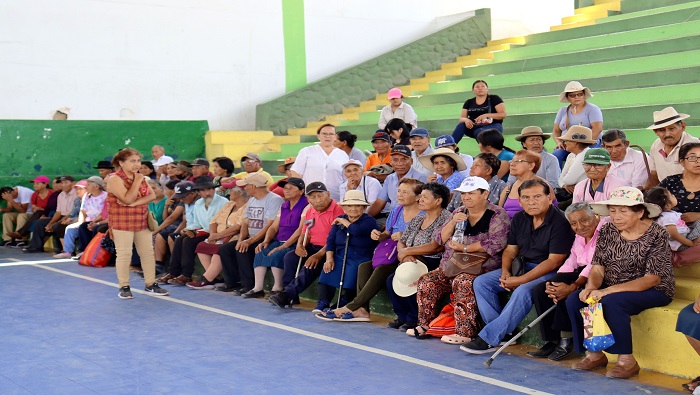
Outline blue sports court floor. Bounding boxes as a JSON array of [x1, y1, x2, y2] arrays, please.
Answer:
[[0, 248, 687, 394]]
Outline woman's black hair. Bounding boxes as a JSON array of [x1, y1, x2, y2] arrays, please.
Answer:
[[336, 131, 358, 148], [423, 182, 451, 209], [141, 161, 155, 172], [385, 118, 412, 136], [472, 80, 488, 89], [679, 142, 700, 163], [644, 187, 671, 211], [627, 204, 651, 220], [213, 156, 235, 176], [165, 180, 179, 190], [477, 129, 514, 152], [431, 155, 457, 172], [475, 153, 501, 178]]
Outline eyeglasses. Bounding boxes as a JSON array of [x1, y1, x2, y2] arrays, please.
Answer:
[[583, 163, 607, 170], [683, 156, 700, 162], [567, 92, 585, 98], [243, 160, 258, 165]]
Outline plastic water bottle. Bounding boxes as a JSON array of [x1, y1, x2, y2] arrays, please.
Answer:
[[452, 221, 465, 243]]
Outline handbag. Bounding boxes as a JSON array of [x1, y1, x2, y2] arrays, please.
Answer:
[[426, 302, 456, 337], [443, 252, 489, 277], [371, 207, 402, 269], [147, 211, 159, 231], [510, 256, 526, 277], [580, 296, 615, 352], [79, 232, 113, 268]]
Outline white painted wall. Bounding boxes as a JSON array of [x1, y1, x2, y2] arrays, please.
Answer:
[[0, 0, 572, 129]]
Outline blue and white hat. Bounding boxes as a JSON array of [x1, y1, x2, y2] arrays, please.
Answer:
[[455, 176, 490, 193], [435, 134, 456, 149]]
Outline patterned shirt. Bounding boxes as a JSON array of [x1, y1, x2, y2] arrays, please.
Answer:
[[659, 174, 700, 214], [592, 222, 675, 299], [107, 169, 150, 231], [401, 209, 451, 259], [82, 191, 108, 221]]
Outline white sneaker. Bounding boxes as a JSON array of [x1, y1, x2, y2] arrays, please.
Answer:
[[53, 252, 72, 259], [71, 252, 84, 260]]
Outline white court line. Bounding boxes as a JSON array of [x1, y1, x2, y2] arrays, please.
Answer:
[[33, 264, 551, 395], [0, 258, 72, 267]]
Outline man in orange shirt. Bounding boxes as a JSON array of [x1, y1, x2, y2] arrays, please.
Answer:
[[365, 131, 394, 183]]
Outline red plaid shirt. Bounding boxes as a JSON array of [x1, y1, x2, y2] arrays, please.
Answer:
[[107, 169, 149, 231]]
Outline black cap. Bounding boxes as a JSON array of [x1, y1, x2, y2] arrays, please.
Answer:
[[173, 181, 195, 198], [59, 175, 75, 182], [192, 158, 210, 167], [391, 144, 411, 158], [305, 181, 327, 194], [193, 175, 216, 190], [278, 177, 305, 191], [94, 161, 114, 169], [371, 131, 391, 142]]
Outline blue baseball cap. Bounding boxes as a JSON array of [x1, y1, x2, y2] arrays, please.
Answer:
[[435, 134, 456, 148], [409, 128, 430, 138]]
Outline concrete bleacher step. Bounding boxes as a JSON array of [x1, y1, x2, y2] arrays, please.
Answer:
[[205, 131, 300, 164], [674, 277, 700, 301]]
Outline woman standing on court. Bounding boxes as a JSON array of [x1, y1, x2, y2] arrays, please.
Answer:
[[105, 148, 170, 299]]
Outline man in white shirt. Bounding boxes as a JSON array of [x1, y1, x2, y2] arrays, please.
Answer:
[[646, 107, 698, 187], [378, 88, 417, 130], [1, 185, 34, 246], [151, 145, 174, 171], [600, 129, 649, 190], [409, 128, 434, 176]]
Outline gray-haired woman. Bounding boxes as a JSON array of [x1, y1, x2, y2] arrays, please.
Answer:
[[529, 202, 602, 361]]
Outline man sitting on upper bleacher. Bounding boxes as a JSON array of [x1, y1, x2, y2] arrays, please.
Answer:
[[378, 88, 417, 130], [600, 129, 649, 190], [151, 145, 174, 171], [646, 107, 698, 187], [234, 152, 274, 186], [409, 128, 434, 176]]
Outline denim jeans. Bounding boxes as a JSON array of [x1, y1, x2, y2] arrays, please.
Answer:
[[451, 122, 503, 144], [473, 261, 556, 346]]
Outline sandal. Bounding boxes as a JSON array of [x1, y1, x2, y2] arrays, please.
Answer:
[[683, 376, 700, 392], [314, 308, 339, 321], [405, 325, 431, 339], [441, 334, 471, 345], [334, 312, 370, 322]]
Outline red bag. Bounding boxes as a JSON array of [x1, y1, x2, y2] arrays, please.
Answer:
[[426, 301, 456, 337], [79, 232, 113, 267]]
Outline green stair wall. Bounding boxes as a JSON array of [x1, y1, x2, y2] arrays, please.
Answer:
[[0, 120, 208, 187], [255, 9, 492, 135]]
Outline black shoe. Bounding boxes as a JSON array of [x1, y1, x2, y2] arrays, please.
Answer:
[[118, 286, 134, 299], [22, 247, 42, 253], [216, 285, 239, 292], [460, 336, 499, 355], [231, 288, 249, 296], [269, 291, 292, 308], [144, 283, 170, 296], [399, 322, 416, 332], [242, 289, 265, 299], [527, 341, 557, 358], [548, 338, 574, 361], [386, 319, 405, 329]]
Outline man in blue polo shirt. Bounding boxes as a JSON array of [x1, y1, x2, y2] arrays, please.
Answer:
[[461, 179, 575, 354]]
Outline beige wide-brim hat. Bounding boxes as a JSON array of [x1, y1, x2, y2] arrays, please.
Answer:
[[559, 125, 597, 145], [590, 186, 662, 218], [338, 190, 369, 206], [646, 106, 690, 130], [392, 260, 429, 297], [558, 81, 593, 103], [514, 126, 552, 142], [418, 147, 467, 172]]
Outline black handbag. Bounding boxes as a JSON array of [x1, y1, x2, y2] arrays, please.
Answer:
[[511, 256, 526, 277]]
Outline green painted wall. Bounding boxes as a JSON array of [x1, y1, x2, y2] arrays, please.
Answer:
[[256, 8, 492, 135], [282, 0, 307, 92], [0, 120, 208, 187]]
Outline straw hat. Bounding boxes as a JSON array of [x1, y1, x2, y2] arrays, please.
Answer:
[[559, 125, 597, 145], [646, 106, 690, 130], [338, 190, 369, 206], [558, 81, 593, 103], [590, 187, 662, 218], [514, 126, 551, 142], [276, 156, 296, 173], [418, 147, 468, 172], [392, 261, 429, 297]]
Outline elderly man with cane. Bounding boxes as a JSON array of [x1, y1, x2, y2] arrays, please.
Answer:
[[269, 182, 344, 309]]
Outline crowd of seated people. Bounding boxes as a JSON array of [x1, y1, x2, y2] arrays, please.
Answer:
[[4, 83, 700, 388]]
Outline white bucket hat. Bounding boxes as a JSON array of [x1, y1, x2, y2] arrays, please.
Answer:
[[646, 106, 690, 130], [338, 190, 369, 206], [558, 81, 593, 103], [418, 147, 467, 172], [392, 260, 429, 297], [590, 187, 662, 218]]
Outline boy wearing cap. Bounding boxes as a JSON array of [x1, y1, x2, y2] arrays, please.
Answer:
[[219, 173, 283, 294], [572, 148, 626, 204], [646, 107, 698, 187], [378, 88, 417, 130], [409, 128, 435, 176], [233, 153, 274, 186]]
